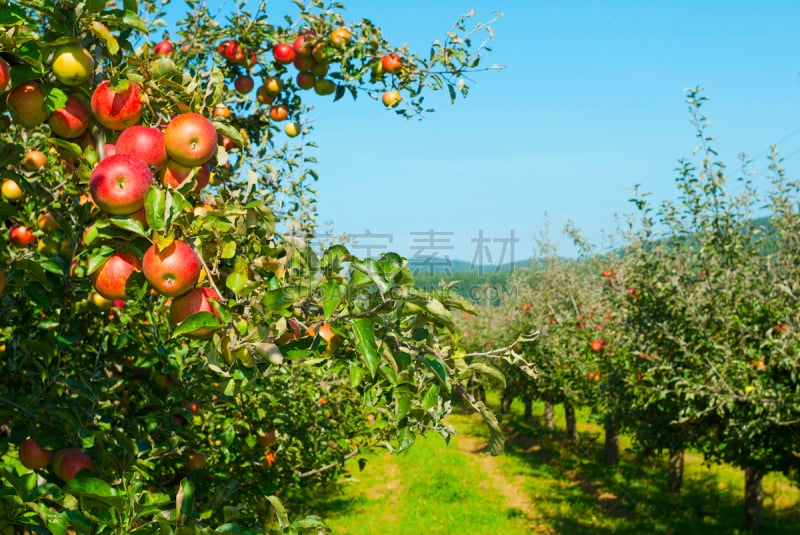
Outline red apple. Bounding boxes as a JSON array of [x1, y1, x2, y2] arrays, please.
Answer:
[[330, 27, 352, 46], [52, 448, 93, 482], [92, 251, 141, 299], [295, 72, 315, 90], [162, 160, 210, 192], [293, 33, 314, 57], [273, 43, 295, 64], [142, 239, 201, 297], [590, 339, 605, 352], [7, 81, 48, 128], [22, 150, 47, 172], [241, 49, 258, 70], [116, 126, 167, 169], [89, 153, 153, 215], [234, 75, 254, 94], [153, 40, 173, 56], [219, 135, 236, 152], [10, 224, 35, 247], [269, 105, 289, 122], [256, 86, 276, 105], [381, 53, 403, 75], [91, 80, 143, 131], [170, 287, 222, 338], [164, 112, 218, 167], [19, 438, 52, 470], [212, 105, 231, 118], [293, 55, 315, 72], [0, 57, 10, 93], [217, 40, 245, 63], [48, 94, 91, 139]]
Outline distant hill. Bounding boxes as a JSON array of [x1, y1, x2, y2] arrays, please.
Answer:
[[412, 258, 534, 303]]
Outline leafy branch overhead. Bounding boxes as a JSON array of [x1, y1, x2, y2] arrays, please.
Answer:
[[0, 0, 502, 532]]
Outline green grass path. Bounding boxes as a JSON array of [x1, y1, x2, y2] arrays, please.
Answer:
[[318, 413, 536, 534], [316, 402, 800, 535]]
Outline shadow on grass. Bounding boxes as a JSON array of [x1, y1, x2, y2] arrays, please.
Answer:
[[485, 404, 800, 535]]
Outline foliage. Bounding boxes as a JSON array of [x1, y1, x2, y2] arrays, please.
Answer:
[[0, 0, 502, 532]]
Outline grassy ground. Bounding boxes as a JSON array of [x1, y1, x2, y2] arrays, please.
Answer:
[[314, 399, 800, 534]]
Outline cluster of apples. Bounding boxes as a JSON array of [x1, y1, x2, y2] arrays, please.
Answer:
[[87, 97, 223, 338], [18, 437, 94, 483], [218, 27, 407, 132], [1, 42, 223, 337]]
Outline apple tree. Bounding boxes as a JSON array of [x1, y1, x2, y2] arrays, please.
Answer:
[[623, 89, 800, 533], [0, 0, 502, 532]]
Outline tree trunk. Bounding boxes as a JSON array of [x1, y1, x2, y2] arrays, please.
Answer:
[[742, 467, 764, 533], [564, 402, 579, 443], [500, 389, 513, 415], [604, 421, 619, 465], [543, 401, 555, 430], [523, 395, 533, 422], [666, 447, 684, 493]]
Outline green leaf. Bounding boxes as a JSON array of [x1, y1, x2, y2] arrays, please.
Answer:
[[395, 391, 411, 421], [261, 287, 297, 310], [225, 256, 249, 295], [421, 383, 440, 410], [176, 478, 195, 519], [266, 495, 290, 529], [66, 478, 126, 511], [212, 121, 243, 146], [473, 400, 505, 455], [85, 246, 114, 275], [425, 298, 454, 330], [87, 0, 109, 13], [172, 312, 222, 338], [221, 240, 237, 259], [351, 318, 380, 377], [349, 360, 364, 388], [89, 21, 120, 55], [321, 280, 345, 319], [0, 5, 26, 25], [48, 137, 82, 158], [145, 186, 166, 231], [109, 214, 148, 237], [422, 355, 450, 393], [467, 362, 507, 389], [122, 9, 148, 33], [351, 258, 389, 293], [42, 86, 68, 114], [292, 515, 329, 531]]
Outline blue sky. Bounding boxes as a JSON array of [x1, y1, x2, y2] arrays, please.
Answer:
[[170, 1, 800, 267]]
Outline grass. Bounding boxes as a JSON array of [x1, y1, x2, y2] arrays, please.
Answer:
[[314, 423, 532, 534], [312, 398, 800, 534]]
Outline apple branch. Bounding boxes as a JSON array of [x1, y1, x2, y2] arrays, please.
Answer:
[[295, 448, 360, 478], [189, 240, 224, 303]]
